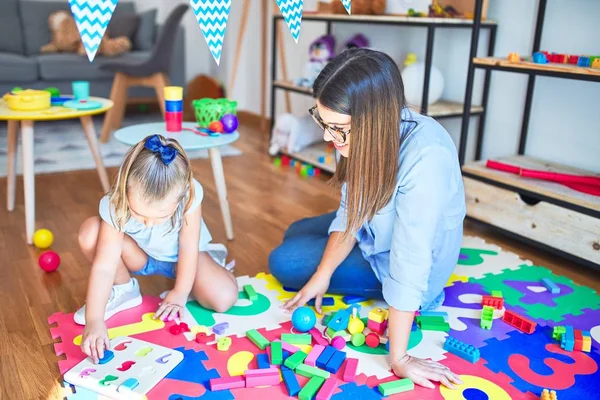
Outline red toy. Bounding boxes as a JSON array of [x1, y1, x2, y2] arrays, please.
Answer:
[[195, 331, 215, 343], [365, 332, 380, 348], [169, 322, 190, 335], [482, 295, 504, 310], [39, 251, 60, 272], [209, 121, 224, 133], [502, 310, 536, 334]]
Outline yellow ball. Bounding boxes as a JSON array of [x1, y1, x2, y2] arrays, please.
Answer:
[[33, 228, 54, 249]]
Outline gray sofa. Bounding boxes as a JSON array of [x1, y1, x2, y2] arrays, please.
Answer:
[[0, 0, 185, 99]]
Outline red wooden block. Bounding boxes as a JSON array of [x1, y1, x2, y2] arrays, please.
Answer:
[[574, 330, 583, 351], [568, 55, 580, 64], [502, 311, 536, 334], [367, 319, 388, 335], [210, 376, 246, 391], [343, 358, 358, 382], [195, 332, 215, 344], [365, 333, 380, 348], [482, 295, 504, 310], [549, 53, 567, 63]]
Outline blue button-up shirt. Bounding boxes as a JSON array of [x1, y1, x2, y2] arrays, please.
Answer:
[[329, 108, 466, 311]]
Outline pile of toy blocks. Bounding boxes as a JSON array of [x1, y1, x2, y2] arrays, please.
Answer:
[[552, 326, 592, 352], [209, 301, 416, 398], [273, 155, 322, 177], [479, 290, 538, 334]]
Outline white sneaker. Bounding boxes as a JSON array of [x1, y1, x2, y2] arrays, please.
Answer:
[[74, 278, 143, 325], [206, 243, 234, 271]]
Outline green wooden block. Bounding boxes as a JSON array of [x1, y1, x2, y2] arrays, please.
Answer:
[[325, 327, 336, 338], [243, 284, 258, 301], [378, 378, 414, 396], [296, 363, 330, 380], [271, 341, 283, 365], [419, 320, 450, 332], [491, 290, 503, 298], [246, 329, 270, 350], [480, 306, 494, 330], [284, 350, 308, 370], [281, 334, 312, 345], [415, 316, 446, 326], [323, 313, 333, 325], [298, 376, 325, 400]]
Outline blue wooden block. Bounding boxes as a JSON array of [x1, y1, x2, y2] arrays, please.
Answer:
[[165, 100, 183, 112], [282, 368, 301, 396], [257, 353, 270, 369], [282, 350, 291, 361], [327, 309, 350, 331], [411, 321, 418, 331], [443, 337, 480, 363], [532, 52, 548, 64], [283, 286, 298, 292], [419, 311, 448, 319], [385, 341, 389, 353], [325, 350, 346, 373], [578, 56, 591, 67], [308, 297, 335, 307], [582, 330, 591, 337], [343, 295, 367, 305], [541, 278, 560, 294], [316, 346, 336, 369]]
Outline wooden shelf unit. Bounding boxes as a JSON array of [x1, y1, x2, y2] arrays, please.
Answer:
[[270, 12, 497, 174], [280, 142, 337, 174], [459, 0, 600, 269]]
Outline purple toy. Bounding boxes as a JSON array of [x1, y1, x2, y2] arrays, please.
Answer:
[[220, 114, 238, 133], [344, 34, 369, 51], [309, 35, 336, 62]]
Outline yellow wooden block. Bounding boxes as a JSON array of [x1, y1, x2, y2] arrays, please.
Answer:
[[582, 337, 592, 352], [368, 308, 389, 323], [73, 313, 164, 345]]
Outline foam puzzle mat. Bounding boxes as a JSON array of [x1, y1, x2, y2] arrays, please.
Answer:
[[50, 236, 600, 400]]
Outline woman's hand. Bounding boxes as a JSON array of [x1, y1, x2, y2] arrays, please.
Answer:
[[391, 355, 463, 389], [282, 270, 332, 313], [154, 289, 188, 321], [81, 320, 110, 364]]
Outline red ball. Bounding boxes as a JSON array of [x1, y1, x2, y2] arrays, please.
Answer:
[[39, 251, 60, 272], [209, 121, 224, 133], [365, 332, 380, 348]]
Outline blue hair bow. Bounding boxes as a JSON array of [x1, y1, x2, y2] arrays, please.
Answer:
[[144, 135, 178, 165]]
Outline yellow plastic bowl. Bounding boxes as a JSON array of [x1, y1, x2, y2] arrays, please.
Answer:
[[3, 89, 51, 111]]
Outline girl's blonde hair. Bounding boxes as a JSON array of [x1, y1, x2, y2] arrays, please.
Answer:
[[108, 135, 194, 231]]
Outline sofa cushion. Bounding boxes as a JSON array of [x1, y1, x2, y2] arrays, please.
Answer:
[[37, 51, 151, 81], [20, 1, 137, 56], [0, 53, 38, 83], [0, 0, 25, 54], [134, 9, 157, 51], [107, 13, 139, 41]]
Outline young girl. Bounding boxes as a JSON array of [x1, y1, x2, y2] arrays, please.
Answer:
[[77, 134, 238, 363], [269, 48, 465, 389]]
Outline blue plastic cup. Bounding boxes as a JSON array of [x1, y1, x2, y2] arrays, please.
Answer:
[[72, 81, 90, 100]]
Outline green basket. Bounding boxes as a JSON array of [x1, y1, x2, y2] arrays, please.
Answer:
[[193, 98, 237, 128]]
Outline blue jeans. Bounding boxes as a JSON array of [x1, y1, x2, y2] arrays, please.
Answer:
[[268, 212, 384, 299]]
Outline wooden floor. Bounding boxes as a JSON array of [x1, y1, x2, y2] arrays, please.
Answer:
[[0, 118, 598, 399]]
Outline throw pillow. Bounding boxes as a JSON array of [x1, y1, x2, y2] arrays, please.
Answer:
[[107, 13, 139, 41], [133, 9, 157, 51]]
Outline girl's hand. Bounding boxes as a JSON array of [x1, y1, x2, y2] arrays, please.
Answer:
[[154, 289, 188, 321], [391, 355, 463, 389], [282, 270, 332, 313], [81, 320, 110, 364]]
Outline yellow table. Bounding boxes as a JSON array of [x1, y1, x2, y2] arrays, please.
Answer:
[[0, 97, 113, 244]]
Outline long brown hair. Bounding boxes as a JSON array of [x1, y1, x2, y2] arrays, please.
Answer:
[[313, 48, 405, 239], [108, 135, 195, 231]]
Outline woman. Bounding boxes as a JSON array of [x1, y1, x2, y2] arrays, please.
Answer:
[[269, 48, 466, 389]]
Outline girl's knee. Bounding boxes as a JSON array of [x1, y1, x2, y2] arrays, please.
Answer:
[[78, 216, 101, 252]]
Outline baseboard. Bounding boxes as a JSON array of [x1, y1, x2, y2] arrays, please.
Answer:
[[238, 111, 270, 133]]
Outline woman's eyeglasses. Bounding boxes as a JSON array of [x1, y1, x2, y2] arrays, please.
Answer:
[[308, 106, 350, 144]]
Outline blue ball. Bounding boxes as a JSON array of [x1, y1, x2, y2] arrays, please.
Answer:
[[292, 306, 316, 332]]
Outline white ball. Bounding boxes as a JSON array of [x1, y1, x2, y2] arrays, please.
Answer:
[[402, 62, 445, 107]]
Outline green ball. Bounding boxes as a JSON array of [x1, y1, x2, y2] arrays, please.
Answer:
[[351, 332, 366, 347]]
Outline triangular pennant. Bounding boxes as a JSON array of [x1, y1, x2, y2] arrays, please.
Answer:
[[68, 0, 118, 62], [275, 0, 303, 43], [340, 0, 351, 14], [189, 0, 232, 65]]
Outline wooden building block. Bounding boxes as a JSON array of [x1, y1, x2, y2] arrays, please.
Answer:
[[243, 284, 258, 301], [296, 363, 331, 380], [210, 376, 245, 391], [378, 378, 414, 395], [246, 329, 270, 350], [245, 369, 280, 387], [316, 346, 337, 369], [282, 368, 301, 396], [368, 308, 389, 323], [316, 376, 338, 400], [305, 345, 325, 367], [343, 358, 358, 382], [284, 350, 308, 370], [271, 340, 283, 365], [256, 353, 270, 369], [281, 333, 312, 345], [299, 376, 325, 400], [325, 350, 346, 373], [309, 328, 329, 346]]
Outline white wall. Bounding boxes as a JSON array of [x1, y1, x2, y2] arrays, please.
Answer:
[[127, 0, 599, 172]]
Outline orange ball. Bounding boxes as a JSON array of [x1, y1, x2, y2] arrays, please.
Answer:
[[209, 121, 224, 133]]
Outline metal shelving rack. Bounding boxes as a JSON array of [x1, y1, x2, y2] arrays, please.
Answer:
[[270, 12, 497, 173], [459, 0, 600, 269]]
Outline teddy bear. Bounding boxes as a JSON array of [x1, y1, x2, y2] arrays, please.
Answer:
[[41, 10, 131, 57], [331, 0, 386, 15]]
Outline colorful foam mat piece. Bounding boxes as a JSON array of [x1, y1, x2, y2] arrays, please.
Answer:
[[50, 236, 599, 399]]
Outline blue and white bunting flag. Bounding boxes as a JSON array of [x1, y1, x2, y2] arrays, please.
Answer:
[[190, 0, 232, 65], [68, 0, 118, 62], [340, 0, 351, 15], [275, 0, 303, 43]]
